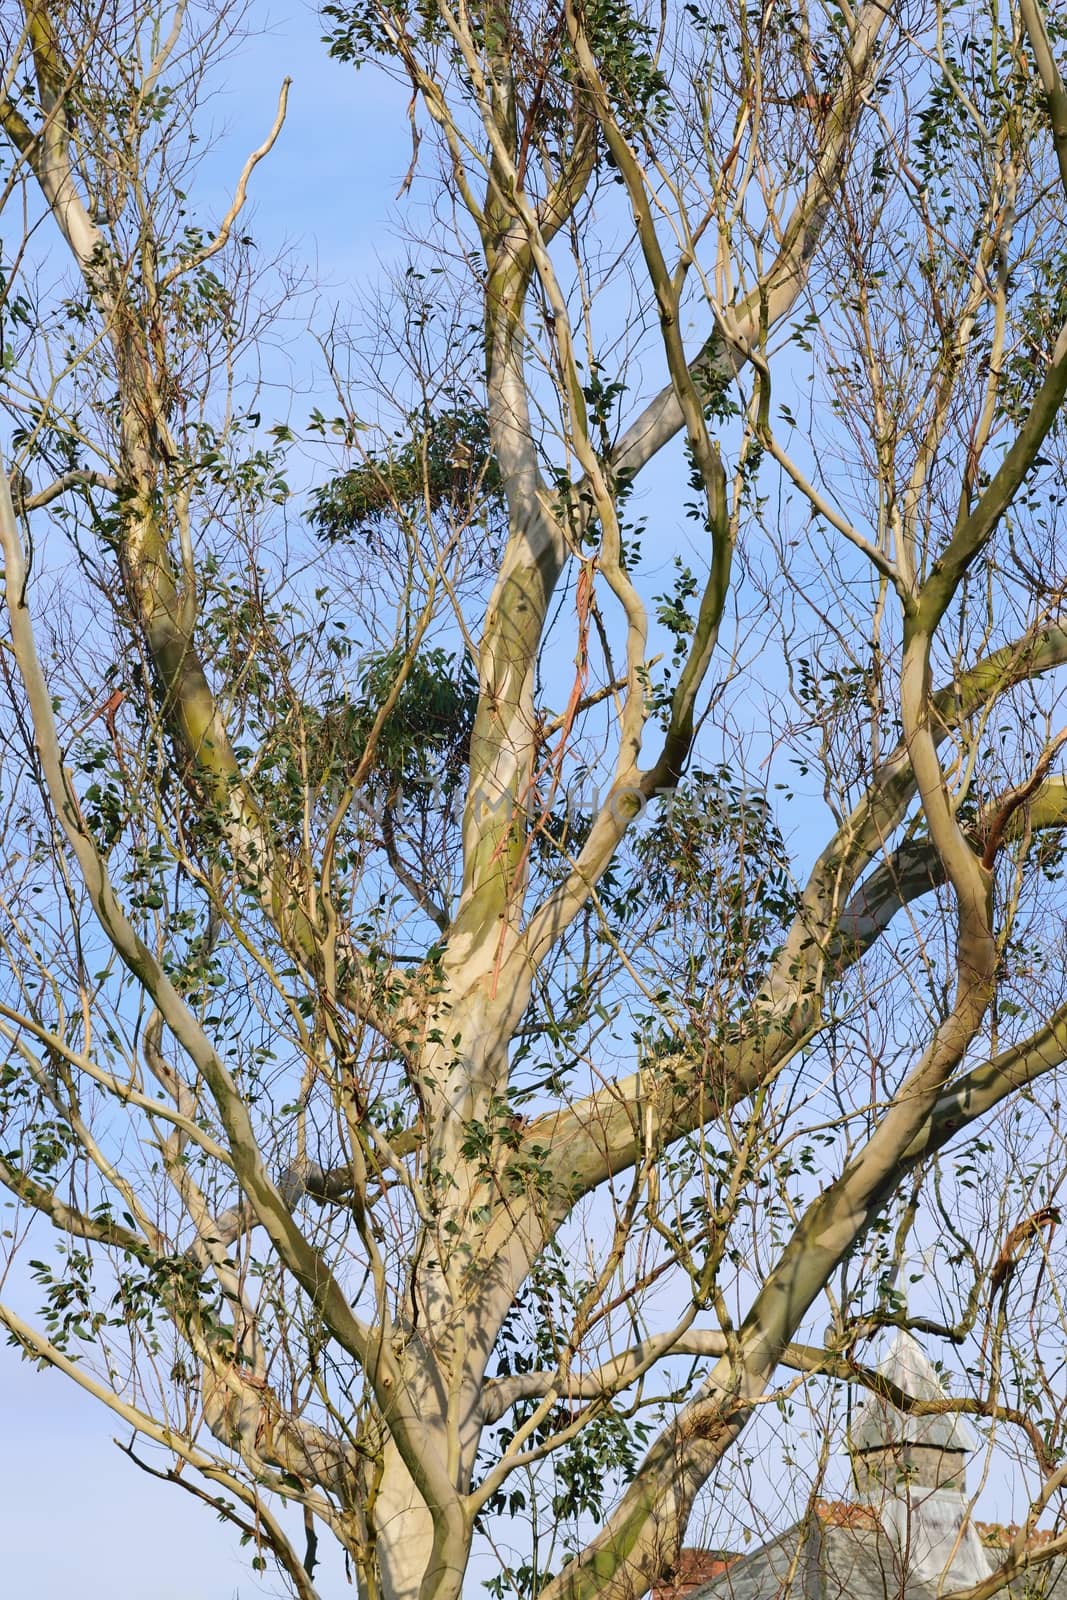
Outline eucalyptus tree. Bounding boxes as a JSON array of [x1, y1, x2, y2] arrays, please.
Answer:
[[4, 2, 1067, 1599]]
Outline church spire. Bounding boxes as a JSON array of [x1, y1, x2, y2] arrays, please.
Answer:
[[849, 1330, 977, 1494]]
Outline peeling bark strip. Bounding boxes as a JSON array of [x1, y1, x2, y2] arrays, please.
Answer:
[[4, 5, 1067, 1600]]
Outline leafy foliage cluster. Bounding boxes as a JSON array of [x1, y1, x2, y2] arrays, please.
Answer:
[[309, 405, 502, 541]]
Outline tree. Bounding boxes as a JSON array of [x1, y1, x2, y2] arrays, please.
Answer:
[[4, 0, 1067, 1597]]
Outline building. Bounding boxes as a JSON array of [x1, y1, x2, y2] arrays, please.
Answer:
[[664, 1333, 1065, 1600]]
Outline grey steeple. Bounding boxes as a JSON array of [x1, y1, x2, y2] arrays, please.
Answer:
[[849, 1331, 977, 1493]]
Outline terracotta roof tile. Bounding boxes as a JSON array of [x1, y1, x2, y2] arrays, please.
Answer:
[[813, 1499, 880, 1529], [652, 1548, 737, 1600], [975, 1522, 1060, 1551]]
